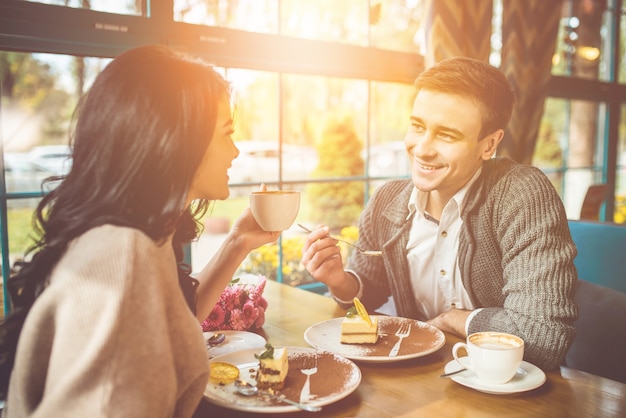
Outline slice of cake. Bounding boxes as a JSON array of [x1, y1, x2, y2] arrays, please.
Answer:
[[255, 343, 289, 391], [341, 297, 379, 344]]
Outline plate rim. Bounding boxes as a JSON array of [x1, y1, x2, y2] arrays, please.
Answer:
[[443, 357, 547, 394], [204, 330, 267, 359], [303, 315, 446, 363], [204, 345, 362, 413]]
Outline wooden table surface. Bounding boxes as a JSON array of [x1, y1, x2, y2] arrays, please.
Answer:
[[193, 280, 626, 417]]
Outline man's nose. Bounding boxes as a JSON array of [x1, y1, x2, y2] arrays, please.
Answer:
[[405, 132, 434, 156]]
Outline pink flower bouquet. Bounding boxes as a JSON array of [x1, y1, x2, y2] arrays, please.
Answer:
[[201, 275, 268, 332]]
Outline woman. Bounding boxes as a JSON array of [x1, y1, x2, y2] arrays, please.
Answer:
[[0, 45, 279, 417]]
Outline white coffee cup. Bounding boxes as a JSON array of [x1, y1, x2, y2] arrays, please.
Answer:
[[452, 331, 524, 385], [249, 190, 300, 231]]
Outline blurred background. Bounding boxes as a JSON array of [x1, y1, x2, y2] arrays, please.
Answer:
[[1, 0, 625, 312]]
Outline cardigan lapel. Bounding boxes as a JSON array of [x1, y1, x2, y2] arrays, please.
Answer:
[[380, 181, 421, 319]]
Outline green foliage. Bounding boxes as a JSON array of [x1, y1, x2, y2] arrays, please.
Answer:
[[5, 206, 39, 260], [1, 51, 73, 146], [307, 115, 364, 229]]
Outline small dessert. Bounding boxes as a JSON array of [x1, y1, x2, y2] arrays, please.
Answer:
[[255, 343, 289, 391], [341, 297, 379, 344]]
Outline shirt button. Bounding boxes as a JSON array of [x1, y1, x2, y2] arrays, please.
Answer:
[[440, 269, 446, 276], [441, 231, 447, 237]]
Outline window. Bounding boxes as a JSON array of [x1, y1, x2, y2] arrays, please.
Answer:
[[533, 98, 607, 218], [25, 0, 143, 15], [1, 0, 625, 317]]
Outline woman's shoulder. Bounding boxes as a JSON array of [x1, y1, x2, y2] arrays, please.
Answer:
[[70, 224, 168, 259], [54, 224, 174, 285]]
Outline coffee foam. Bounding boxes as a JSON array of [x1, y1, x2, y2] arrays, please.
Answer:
[[469, 333, 523, 350]]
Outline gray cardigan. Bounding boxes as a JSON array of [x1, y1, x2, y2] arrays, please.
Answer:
[[348, 157, 578, 370]]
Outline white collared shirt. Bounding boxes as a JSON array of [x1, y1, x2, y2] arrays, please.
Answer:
[[406, 168, 482, 325]]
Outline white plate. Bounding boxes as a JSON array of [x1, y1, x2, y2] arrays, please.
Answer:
[[204, 331, 267, 359], [443, 357, 546, 394], [204, 346, 361, 414], [304, 316, 446, 363]]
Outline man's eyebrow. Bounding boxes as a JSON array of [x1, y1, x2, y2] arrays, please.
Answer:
[[409, 116, 463, 137]]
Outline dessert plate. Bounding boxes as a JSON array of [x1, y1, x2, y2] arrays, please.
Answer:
[[204, 346, 361, 413], [204, 331, 267, 359], [443, 357, 546, 394], [304, 316, 445, 363]]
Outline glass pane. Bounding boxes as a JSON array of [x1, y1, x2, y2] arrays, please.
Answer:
[[1, 51, 109, 304], [280, 0, 368, 45], [194, 72, 369, 278], [616, 104, 626, 223], [533, 98, 606, 219], [368, 0, 425, 53], [2, 52, 109, 190], [24, 0, 143, 15], [552, 0, 612, 81], [368, 81, 414, 178], [227, 69, 280, 193], [174, 0, 279, 33]]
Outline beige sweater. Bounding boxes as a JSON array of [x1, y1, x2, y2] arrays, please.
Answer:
[[4, 225, 209, 418]]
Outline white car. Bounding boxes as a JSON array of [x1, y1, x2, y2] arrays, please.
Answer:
[[28, 145, 73, 176], [229, 141, 318, 193], [365, 141, 411, 178], [3, 152, 55, 193]]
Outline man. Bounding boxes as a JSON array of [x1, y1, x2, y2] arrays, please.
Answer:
[[301, 57, 578, 371]]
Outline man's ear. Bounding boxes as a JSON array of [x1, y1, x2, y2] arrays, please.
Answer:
[[481, 129, 504, 160]]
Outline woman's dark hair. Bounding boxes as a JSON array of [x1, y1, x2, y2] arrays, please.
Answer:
[[0, 45, 231, 398], [414, 56, 516, 139]]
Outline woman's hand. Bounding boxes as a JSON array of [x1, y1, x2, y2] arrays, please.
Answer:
[[229, 207, 280, 253]]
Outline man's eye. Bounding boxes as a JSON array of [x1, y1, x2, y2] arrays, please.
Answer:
[[436, 132, 455, 141]]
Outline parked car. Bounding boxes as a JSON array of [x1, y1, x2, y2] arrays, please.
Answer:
[[229, 141, 318, 194], [28, 144, 73, 176], [365, 141, 411, 178], [3, 152, 55, 193]]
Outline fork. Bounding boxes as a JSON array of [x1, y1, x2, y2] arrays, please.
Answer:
[[297, 224, 382, 256], [299, 355, 318, 403], [389, 322, 411, 357]]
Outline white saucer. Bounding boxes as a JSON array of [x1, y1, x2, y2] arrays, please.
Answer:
[[204, 330, 266, 359], [443, 357, 546, 395]]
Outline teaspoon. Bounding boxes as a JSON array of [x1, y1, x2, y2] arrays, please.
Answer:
[[440, 368, 467, 378], [207, 333, 225, 347], [234, 380, 322, 412], [297, 224, 382, 257]]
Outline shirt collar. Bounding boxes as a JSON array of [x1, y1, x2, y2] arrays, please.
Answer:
[[406, 166, 483, 220]]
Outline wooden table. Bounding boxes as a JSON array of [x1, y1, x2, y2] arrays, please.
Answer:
[[193, 280, 626, 417]]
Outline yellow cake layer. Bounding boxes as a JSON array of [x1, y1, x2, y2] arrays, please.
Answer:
[[341, 315, 378, 343]]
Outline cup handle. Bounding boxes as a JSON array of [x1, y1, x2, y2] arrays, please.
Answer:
[[452, 342, 471, 371]]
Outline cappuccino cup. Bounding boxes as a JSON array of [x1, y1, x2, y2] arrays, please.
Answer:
[[249, 190, 300, 231], [452, 331, 524, 385]]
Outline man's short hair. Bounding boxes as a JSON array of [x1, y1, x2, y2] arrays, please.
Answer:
[[414, 57, 515, 139]]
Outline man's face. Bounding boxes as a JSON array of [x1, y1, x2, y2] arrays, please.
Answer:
[[403, 89, 501, 204]]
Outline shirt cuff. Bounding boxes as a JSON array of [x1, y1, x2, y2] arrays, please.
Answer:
[[331, 270, 363, 304], [465, 308, 482, 335]]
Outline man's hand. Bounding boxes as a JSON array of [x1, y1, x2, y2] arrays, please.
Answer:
[[427, 308, 471, 338], [301, 225, 354, 296]]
